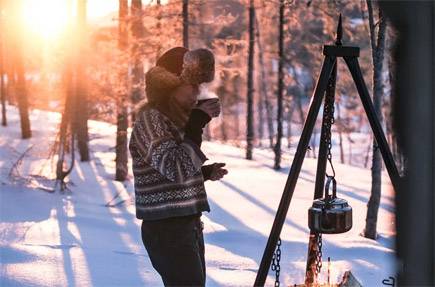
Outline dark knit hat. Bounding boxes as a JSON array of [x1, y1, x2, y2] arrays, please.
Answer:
[[145, 47, 215, 104]]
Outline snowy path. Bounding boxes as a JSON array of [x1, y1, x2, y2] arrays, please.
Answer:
[[0, 107, 396, 286]]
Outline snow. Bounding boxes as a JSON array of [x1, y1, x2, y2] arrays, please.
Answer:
[[1, 106, 396, 286]]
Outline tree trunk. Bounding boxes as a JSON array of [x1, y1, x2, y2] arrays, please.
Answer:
[[220, 111, 227, 141], [6, 66, 15, 105], [246, 0, 255, 160], [1, 32, 6, 126], [75, 0, 89, 161], [364, 0, 387, 240], [131, 0, 144, 123], [297, 88, 306, 125], [273, 0, 284, 170], [115, 0, 129, 181], [336, 103, 345, 164], [182, 0, 189, 48], [56, 64, 75, 184], [364, 135, 372, 168], [14, 35, 31, 139], [286, 99, 294, 148], [310, 128, 317, 159], [255, 14, 274, 148], [155, 0, 162, 61], [232, 76, 241, 142], [256, 52, 264, 147], [55, 0, 76, 190]]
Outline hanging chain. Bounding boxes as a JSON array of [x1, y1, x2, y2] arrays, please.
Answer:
[[271, 237, 282, 287], [324, 75, 336, 178], [314, 233, 323, 278], [313, 68, 337, 282]]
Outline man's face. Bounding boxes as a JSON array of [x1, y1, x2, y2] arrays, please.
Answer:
[[172, 84, 200, 112]]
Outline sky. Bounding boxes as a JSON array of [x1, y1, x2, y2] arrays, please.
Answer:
[[86, 0, 118, 19], [19, 0, 168, 40], [20, 0, 122, 40]]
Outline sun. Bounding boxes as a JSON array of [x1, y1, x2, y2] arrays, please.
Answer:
[[22, 0, 70, 40]]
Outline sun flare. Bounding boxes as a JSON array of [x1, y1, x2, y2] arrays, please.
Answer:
[[22, 0, 70, 40]]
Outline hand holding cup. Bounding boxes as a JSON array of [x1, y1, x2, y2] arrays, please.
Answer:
[[196, 98, 221, 118]]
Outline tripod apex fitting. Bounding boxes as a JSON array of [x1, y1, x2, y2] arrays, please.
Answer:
[[324, 15, 360, 58]]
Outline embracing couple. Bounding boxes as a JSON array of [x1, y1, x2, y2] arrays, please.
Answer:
[[129, 47, 228, 286]]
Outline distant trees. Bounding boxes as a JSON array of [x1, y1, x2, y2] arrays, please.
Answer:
[[0, 0, 397, 198]]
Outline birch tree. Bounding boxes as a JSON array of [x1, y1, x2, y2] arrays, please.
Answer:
[[364, 0, 387, 240]]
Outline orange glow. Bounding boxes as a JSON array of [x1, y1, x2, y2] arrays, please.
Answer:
[[22, 0, 70, 40]]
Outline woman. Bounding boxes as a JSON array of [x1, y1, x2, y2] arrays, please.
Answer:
[[129, 47, 227, 286]]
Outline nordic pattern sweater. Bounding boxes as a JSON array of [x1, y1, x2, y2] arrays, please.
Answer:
[[129, 106, 210, 220]]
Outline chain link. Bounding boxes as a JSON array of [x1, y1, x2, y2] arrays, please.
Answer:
[[324, 72, 336, 178], [271, 237, 282, 287], [314, 233, 323, 278], [312, 66, 336, 283]]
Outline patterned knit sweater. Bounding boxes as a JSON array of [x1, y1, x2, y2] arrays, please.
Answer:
[[129, 105, 210, 220]]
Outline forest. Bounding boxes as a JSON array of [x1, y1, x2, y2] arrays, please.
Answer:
[[0, 0, 413, 286]]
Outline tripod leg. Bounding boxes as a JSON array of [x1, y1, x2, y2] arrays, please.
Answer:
[[254, 56, 336, 286], [344, 56, 401, 191], [305, 59, 338, 285]]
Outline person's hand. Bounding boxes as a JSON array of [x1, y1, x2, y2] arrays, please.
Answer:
[[196, 99, 221, 118], [209, 162, 228, 181]]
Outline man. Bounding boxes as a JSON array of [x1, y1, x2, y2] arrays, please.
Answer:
[[129, 47, 227, 286]]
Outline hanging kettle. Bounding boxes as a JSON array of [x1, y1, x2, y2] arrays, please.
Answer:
[[308, 176, 352, 234]]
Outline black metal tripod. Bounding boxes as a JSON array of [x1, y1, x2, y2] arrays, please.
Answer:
[[254, 15, 401, 286]]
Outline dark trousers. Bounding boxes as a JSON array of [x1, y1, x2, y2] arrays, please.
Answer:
[[141, 214, 206, 286]]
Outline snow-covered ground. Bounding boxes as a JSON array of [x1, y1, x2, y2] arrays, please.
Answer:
[[0, 106, 396, 286]]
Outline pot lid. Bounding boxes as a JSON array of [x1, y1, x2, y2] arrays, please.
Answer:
[[312, 197, 349, 209]]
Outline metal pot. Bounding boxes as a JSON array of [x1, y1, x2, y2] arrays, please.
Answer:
[[308, 177, 352, 234]]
